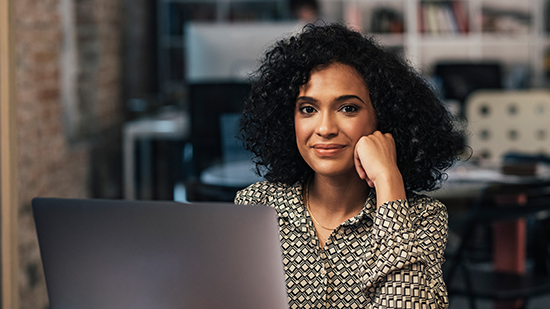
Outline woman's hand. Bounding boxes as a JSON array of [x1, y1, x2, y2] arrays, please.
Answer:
[[354, 131, 406, 207], [354, 131, 398, 187]]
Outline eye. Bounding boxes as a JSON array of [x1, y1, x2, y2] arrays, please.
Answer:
[[299, 106, 316, 114], [340, 105, 358, 113]]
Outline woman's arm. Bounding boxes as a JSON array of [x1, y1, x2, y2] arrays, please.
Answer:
[[359, 197, 449, 309], [354, 131, 407, 207]]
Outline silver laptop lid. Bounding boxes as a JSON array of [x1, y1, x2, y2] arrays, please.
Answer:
[[32, 198, 289, 309]]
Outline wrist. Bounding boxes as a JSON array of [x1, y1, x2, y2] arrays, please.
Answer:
[[373, 169, 406, 207]]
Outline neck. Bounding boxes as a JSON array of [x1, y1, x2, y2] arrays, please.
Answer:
[[307, 172, 370, 219]]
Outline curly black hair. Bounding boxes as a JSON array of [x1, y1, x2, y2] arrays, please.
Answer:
[[240, 23, 465, 192]]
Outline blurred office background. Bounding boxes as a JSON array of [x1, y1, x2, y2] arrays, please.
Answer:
[[1, 0, 550, 308]]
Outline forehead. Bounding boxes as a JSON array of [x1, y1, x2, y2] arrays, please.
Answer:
[[300, 62, 369, 95], [311, 62, 362, 77]]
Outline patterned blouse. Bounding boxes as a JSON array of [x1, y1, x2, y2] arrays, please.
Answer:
[[235, 181, 448, 309]]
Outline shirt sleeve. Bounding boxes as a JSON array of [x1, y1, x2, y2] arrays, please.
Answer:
[[234, 189, 247, 204], [358, 197, 449, 309], [234, 182, 267, 205]]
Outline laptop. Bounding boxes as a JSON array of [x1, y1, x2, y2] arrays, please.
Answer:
[[32, 198, 289, 309]]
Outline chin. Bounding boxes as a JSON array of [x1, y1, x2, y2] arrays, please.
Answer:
[[311, 165, 356, 178]]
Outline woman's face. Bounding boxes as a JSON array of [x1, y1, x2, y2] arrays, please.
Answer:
[[294, 62, 377, 178]]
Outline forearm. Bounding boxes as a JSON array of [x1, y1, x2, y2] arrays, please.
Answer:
[[373, 168, 406, 208], [368, 262, 448, 309], [359, 198, 449, 308]]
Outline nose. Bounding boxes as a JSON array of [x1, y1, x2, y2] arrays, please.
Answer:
[[315, 111, 338, 138]]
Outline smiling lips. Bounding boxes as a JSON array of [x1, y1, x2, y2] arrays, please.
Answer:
[[312, 144, 346, 156]]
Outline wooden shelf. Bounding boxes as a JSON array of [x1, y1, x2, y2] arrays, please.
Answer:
[[320, 0, 549, 86]]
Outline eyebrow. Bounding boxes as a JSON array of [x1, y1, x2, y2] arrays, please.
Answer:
[[335, 95, 365, 104], [296, 95, 365, 104], [296, 96, 317, 103]]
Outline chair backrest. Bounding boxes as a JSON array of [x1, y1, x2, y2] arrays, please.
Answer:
[[188, 82, 251, 175], [466, 90, 550, 163], [219, 113, 250, 164]]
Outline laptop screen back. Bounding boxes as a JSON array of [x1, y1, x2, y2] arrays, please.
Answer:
[[32, 198, 289, 309]]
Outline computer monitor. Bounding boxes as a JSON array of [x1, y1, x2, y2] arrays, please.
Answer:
[[434, 62, 503, 103], [184, 22, 298, 82]]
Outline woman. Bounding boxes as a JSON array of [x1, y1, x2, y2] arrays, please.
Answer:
[[235, 23, 464, 308]]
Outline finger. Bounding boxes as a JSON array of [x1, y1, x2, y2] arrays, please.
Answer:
[[354, 138, 368, 179], [355, 162, 367, 180], [366, 178, 374, 188], [354, 150, 366, 179]]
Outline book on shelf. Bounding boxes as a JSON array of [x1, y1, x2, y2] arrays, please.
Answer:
[[369, 7, 404, 34], [418, 1, 469, 35], [481, 6, 531, 34], [452, 1, 469, 33]]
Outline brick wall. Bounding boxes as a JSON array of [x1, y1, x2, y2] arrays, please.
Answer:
[[15, 0, 124, 307]]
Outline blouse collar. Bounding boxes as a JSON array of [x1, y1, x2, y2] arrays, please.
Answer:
[[277, 181, 377, 232]]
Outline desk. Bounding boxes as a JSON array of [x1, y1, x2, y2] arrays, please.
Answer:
[[123, 110, 190, 199], [437, 162, 550, 308], [200, 160, 263, 188], [429, 162, 550, 200]]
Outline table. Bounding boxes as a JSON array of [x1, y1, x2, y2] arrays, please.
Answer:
[[429, 161, 550, 200], [434, 161, 550, 308], [123, 110, 190, 199], [200, 160, 264, 188]]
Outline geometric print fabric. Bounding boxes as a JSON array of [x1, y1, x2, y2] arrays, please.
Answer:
[[235, 181, 449, 309]]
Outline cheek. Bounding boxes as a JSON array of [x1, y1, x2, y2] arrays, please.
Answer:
[[294, 114, 305, 139], [294, 119, 306, 147], [360, 113, 377, 134], [294, 116, 312, 159], [343, 118, 377, 141]]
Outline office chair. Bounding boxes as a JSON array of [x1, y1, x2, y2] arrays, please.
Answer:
[[187, 82, 251, 174], [445, 181, 550, 309], [183, 82, 255, 202], [465, 90, 550, 164]]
